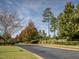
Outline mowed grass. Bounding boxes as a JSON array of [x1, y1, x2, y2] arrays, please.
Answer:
[[0, 46, 38, 59]]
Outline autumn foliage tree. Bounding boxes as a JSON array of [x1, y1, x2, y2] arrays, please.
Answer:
[[18, 29, 27, 42], [26, 20, 38, 40], [15, 35, 19, 42], [17, 20, 38, 43]]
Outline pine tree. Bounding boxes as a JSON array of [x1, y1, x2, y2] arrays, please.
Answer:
[[42, 8, 53, 37], [58, 2, 75, 40]]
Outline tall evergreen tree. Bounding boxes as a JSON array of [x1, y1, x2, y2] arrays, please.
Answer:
[[42, 8, 53, 37], [75, 4, 79, 23], [50, 16, 57, 38], [58, 2, 75, 40]]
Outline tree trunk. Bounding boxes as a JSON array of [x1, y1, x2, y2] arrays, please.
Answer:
[[54, 20, 55, 39], [48, 19, 50, 38]]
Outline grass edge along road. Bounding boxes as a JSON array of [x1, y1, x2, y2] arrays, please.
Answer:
[[36, 44, 79, 51], [0, 46, 40, 59]]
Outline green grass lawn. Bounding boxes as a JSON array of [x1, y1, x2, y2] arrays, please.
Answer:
[[0, 46, 38, 59]]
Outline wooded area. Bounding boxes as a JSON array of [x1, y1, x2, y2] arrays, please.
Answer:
[[0, 2, 79, 45]]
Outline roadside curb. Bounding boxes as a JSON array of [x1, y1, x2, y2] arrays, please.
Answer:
[[30, 52, 43, 59], [17, 46, 43, 59]]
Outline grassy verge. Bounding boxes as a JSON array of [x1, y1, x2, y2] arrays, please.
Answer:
[[38, 39, 79, 45], [36, 44, 79, 51], [37, 39, 79, 51], [0, 46, 38, 59]]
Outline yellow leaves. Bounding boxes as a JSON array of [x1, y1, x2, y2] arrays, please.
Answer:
[[17, 20, 38, 42]]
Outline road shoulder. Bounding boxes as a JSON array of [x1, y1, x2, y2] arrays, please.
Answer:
[[31, 44, 79, 51]]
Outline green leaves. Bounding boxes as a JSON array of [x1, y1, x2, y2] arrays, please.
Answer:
[[64, 2, 74, 14], [58, 2, 79, 40], [42, 8, 53, 22], [43, 8, 53, 17], [42, 8, 56, 38], [50, 16, 57, 32], [42, 8, 53, 37]]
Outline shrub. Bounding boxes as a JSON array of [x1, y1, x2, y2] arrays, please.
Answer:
[[53, 40, 79, 45], [31, 40, 39, 44], [38, 39, 79, 45]]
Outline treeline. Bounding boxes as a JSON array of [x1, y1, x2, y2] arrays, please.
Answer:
[[0, 2, 79, 45], [16, 2, 79, 43], [42, 2, 79, 41]]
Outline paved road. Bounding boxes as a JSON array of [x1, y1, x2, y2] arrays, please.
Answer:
[[18, 45, 79, 59]]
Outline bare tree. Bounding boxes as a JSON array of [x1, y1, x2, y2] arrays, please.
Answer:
[[0, 10, 22, 35]]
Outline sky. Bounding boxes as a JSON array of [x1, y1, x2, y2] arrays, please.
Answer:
[[0, 0, 79, 37]]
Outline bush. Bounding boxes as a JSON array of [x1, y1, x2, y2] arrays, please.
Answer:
[[31, 40, 39, 44], [38, 39, 79, 45], [53, 40, 79, 45], [38, 39, 54, 44]]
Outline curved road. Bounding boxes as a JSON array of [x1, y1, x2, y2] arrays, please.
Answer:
[[18, 45, 79, 59]]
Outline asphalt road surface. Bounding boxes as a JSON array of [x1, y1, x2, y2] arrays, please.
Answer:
[[18, 45, 79, 59]]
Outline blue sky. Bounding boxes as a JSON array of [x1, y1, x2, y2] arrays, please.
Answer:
[[0, 0, 79, 37]]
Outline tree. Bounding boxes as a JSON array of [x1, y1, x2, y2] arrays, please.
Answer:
[[58, 2, 79, 41], [15, 35, 19, 42], [58, 2, 75, 40], [39, 30, 47, 38], [42, 8, 53, 37], [18, 28, 27, 42], [71, 4, 79, 40], [50, 16, 57, 38], [3, 32, 11, 44], [18, 20, 38, 43], [58, 13, 65, 38], [0, 10, 22, 44], [0, 10, 22, 35], [64, 2, 74, 14], [75, 4, 79, 23], [26, 20, 38, 41]]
